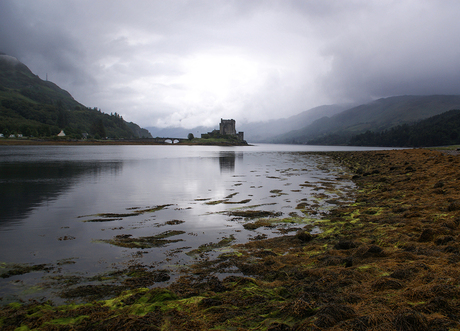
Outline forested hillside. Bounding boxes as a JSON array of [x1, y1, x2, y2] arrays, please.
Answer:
[[0, 54, 151, 139], [349, 109, 460, 147], [271, 95, 460, 145]]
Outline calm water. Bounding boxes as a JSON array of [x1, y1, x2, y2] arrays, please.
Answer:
[[0, 144, 387, 302]]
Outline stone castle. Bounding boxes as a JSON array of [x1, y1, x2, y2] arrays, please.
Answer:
[[201, 119, 244, 141]]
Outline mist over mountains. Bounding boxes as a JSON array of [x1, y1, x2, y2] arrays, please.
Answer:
[[146, 95, 460, 145], [270, 95, 460, 145], [145, 104, 349, 142], [3, 52, 460, 146]]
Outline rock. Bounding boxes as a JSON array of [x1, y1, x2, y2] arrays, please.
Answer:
[[418, 228, 435, 242], [334, 240, 357, 250], [296, 230, 313, 242]]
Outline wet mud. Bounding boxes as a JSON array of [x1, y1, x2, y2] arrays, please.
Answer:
[[2, 149, 460, 330]]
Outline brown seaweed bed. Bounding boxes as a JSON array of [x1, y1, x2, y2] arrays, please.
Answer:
[[1, 149, 460, 330]]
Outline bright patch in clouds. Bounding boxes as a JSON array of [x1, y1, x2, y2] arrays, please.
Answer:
[[183, 53, 258, 102], [3, 1, 460, 128]]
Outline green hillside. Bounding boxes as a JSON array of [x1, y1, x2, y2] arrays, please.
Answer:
[[349, 109, 460, 147], [272, 95, 460, 144], [0, 54, 151, 139]]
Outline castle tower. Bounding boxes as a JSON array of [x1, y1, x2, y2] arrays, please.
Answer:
[[219, 119, 236, 136]]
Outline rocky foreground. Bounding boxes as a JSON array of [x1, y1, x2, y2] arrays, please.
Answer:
[[1, 149, 460, 330]]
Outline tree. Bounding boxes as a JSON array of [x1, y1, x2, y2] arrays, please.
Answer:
[[90, 118, 106, 138], [188, 133, 194, 141], [56, 100, 68, 128]]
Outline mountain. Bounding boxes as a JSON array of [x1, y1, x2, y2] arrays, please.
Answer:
[[145, 104, 349, 142], [239, 104, 350, 142], [271, 95, 460, 144], [349, 109, 460, 147], [0, 53, 151, 139]]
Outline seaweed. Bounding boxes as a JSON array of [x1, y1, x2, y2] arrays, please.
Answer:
[[226, 210, 282, 219], [4, 150, 460, 330], [0, 263, 54, 279], [186, 235, 236, 256], [99, 230, 186, 249], [80, 204, 173, 222]]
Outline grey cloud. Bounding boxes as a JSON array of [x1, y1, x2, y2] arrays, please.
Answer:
[[2, 0, 460, 127], [318, 1, 460, 102]]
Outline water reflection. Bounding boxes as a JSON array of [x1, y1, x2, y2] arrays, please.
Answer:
[[0, 145, 361, 304], [0, 161, 123, 227], [219, 151, 243, 173]]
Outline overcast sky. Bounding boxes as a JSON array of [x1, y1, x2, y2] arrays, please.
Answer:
[[2, 0, 460, 128]]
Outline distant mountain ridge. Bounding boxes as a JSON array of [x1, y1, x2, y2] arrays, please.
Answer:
[[271, 95, 460, 144], [239, 104, 350, 142], [148, 94, 460, 145], [349, 108, 460, 147], [145, 104, 350, 142], [0, 53, 151, 139], [5, 51, 458, 144]]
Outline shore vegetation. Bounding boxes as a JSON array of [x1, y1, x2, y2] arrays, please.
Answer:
[[1, 149, 460, 330]]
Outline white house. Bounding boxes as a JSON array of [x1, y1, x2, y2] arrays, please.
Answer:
[[57, 130, 66, 137]]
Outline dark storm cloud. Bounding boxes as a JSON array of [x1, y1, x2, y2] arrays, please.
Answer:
[[0, 2, 89, 83], [1, 0, 460, 127], [316, 0, 460, 102]]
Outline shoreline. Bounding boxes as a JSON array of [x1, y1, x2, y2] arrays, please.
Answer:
[[0, 138, 249, 146], [1, 149, 459, 330]]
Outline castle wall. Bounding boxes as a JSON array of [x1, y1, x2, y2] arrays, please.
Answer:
[[219, 119, 236, 136], [202, 119, 244, 141]]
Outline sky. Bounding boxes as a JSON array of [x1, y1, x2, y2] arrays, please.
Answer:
[[2, 0, 460, 129]]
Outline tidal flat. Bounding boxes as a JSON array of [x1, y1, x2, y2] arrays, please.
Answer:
[[0, 148, 356, 306], [2, 149, 460, 330]]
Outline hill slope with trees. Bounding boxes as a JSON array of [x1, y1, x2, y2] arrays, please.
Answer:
[[349, 109, 460, 147], [271, 95, 460, 145], [0, 54, 151, 139]]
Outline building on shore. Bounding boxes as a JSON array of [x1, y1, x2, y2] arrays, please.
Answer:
[[201, 119, 244, 141]]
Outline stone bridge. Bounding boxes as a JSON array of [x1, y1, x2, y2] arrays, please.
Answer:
[[151, 137, 188, 144]]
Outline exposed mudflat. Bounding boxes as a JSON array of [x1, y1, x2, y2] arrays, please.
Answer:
[[2, 149, 460, 330]]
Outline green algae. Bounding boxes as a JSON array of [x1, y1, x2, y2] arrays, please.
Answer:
[[243, 216, 314, 230], [100, 230, 186, 249], [0, 263, 54, 279], [46, 315, 89, 326], [205, 199, 226, 205], [186, 235, 236, 256], [5, 150, 460, 330], [164, 220, 185, 226], [243, 219, 275, 230], [224, 199, 252, 204], [269, 189, 287, 196], [205, 198, 251, 205], [80, 204, 173, 222], [226, 210, 282, 219], [82, 217, 123, 222]]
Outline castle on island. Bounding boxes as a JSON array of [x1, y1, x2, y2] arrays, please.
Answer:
[[201, 119, 244, 141]]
